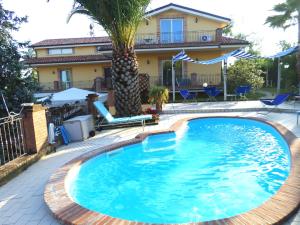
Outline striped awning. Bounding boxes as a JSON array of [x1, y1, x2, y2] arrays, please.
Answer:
[[268, 46, 299, 59], [173, 46, 299, 64], [172, 49, 257, 65]]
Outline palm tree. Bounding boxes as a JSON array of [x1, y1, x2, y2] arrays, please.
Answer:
[[265, 0, 300, 89], [50, 0, 150, 116]]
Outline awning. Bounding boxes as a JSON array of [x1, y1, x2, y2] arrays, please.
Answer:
[[173, 46, 299, 65]]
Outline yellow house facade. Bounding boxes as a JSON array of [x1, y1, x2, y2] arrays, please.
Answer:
[[26, 3, 248, 93]]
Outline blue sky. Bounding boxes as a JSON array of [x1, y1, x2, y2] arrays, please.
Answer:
[[2, 0, 297, 56]]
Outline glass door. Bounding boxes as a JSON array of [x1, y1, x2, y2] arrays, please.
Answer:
[[172, 19, 184, 43], [161, 60, 183, 86], [59, 69, 72, 89], [160, 18, 184, 43]]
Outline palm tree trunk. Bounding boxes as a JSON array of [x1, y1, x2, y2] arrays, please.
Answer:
[[297, 10, 300, 93], [112, 47, 142, 117]]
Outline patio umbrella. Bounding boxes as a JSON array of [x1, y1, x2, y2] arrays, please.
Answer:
[[37, 88, 108, 107]]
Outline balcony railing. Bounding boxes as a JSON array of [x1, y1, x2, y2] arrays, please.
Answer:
[[38, 80, 97, 92], [135, 30, 217, 45], [149, 74, 221, 88], [38, 74, 220, 92]]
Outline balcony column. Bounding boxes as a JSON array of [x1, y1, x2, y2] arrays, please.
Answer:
[[95, 77, 102, 93], [216, 28, 223, 41]]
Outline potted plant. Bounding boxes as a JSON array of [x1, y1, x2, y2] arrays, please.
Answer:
[[144, 107, 160, 124], [148, 86, 169, 112]]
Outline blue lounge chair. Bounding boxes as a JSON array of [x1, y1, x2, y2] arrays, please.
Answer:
[[235, 85, 251, 100], [260, 93, 290, 113], [93, 101, 153, 129], [204, 87, 221, 101], [179, 90, 197, 102]]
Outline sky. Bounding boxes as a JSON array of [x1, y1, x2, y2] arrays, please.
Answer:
[[2, 0, 298, 56]]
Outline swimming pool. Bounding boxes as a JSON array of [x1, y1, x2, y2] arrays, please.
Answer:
[[66, 118, 290, 223]]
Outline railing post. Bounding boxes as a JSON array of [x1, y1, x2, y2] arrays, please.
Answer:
[[53, 81, 60, 91], [107, 90, 116, 115], [86, 94, 99, 118], [22, 103, 48, 154], [95, 77, 102, 93]]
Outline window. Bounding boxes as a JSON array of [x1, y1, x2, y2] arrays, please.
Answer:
[[160, 18, 184, 43], [48, 48, 73, 55], [59, 69, 72, 89]]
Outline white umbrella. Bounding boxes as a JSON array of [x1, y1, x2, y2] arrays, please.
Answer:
[[37, 88, 107, 107]]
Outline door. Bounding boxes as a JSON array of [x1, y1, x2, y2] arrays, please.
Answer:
[[161, 60, 183, 86], [59, 69, 72, 89], [160, 18, 184, 43]]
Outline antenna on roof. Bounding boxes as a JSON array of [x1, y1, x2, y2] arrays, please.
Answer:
[[89, 23, 95, 37]]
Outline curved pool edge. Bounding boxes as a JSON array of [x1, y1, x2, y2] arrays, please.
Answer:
[[44, 116, 300, 225]]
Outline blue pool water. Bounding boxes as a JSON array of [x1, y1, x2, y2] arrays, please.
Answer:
[[67, 118, 290, 223]]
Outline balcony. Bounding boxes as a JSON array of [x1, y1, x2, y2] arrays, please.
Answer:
[[38, 78, 109, 92], [38, 74, 220, 93], [135, 30, 218, 45]]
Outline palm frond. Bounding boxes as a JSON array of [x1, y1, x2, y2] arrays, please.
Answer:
[[67, 5, 91, 23], [265, 14, 294, 29], [68, 0, 150, 51], [273, 3, 290, 12], [265, 0, 298, 30]]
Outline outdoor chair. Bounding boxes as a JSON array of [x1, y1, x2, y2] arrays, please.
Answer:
[[179, 90, 197, 102], [204, 87, 221, 101], [260, 93, 290, 114], [93, 101, 153, 130], [235, 85, 251, 100]]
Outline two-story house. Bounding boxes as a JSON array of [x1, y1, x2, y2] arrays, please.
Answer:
[[26, 3, 248, 94]]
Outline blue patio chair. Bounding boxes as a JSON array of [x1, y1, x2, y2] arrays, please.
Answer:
[[260, 93, 290, 113], [93, 101, 153, 129], [204, 87, 221, 101], [179, 90, 197, 102], [235, 85, 251, 100]]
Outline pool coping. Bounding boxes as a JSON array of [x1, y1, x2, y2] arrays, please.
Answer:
[[44, 116, 300, 225]]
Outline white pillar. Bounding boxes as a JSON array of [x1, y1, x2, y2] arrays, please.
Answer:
[[223, 59, 228, 101], [277, 57, 281, 94], [172, 60, 176, 102]]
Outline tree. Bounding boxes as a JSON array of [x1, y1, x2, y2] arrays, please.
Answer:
[[0, 2, 38, 117], [63, 0, 151, 116], [265, 40, 298, 91], [265, 0, 300, 91], [227, 59, 264, 92]]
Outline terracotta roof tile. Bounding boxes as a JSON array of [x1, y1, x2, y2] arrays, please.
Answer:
[[27, 37, 248, 65], [25, 55, 111, 65], [31, 37, 111, 47], [32, 36, 247, 48], [220, 36, 249, 45]]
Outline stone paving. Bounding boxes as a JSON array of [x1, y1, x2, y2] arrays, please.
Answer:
[[0, 108, 300, 224]]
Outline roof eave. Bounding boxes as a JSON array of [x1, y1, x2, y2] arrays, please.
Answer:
[[145, 4, 231, 23]]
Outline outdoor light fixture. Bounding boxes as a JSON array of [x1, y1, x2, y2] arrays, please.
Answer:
[[203, 82, 208, 87], [195, 17, 198, 23], [52, 71, 55, 74], [94, 69, 97, 72], [146, 20, 149, 25], [147, 59, 150, 64]]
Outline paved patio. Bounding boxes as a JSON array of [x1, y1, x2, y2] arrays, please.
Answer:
[[0, 102, 300, 224]]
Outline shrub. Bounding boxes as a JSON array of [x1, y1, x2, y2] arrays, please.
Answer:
[[227, 59, 264, 93]]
